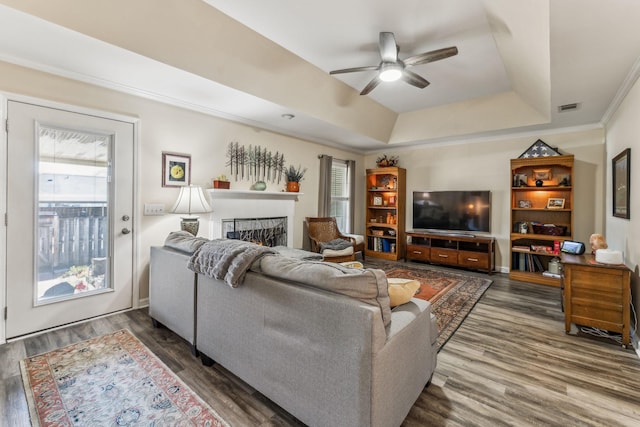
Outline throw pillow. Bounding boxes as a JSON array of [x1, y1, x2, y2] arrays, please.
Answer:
[[387, 278, 421, 307]]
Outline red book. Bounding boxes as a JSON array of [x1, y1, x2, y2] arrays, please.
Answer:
[[553, 240, 561, 255]]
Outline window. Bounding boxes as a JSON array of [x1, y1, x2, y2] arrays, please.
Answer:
[[330, 159, 351, 232]]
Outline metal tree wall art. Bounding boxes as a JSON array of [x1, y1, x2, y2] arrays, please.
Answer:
[[226, 142, 286, 183]]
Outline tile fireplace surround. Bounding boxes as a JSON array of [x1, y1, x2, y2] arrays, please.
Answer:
[[206, 189, 301, 248]]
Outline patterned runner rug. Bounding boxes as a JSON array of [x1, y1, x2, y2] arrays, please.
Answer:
[[20, 329, 229, 427], [366, 260, 492, 350]]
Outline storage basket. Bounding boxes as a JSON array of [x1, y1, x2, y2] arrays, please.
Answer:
[[371, 230, 384, 236], [532, 224, 567, 236]]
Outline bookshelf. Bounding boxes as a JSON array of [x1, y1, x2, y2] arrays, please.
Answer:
[[365, 167, 406, 261], [509, 155, 574, 286]]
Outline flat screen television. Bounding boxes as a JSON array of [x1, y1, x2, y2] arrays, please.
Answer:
[[412, 190, 491, 234]]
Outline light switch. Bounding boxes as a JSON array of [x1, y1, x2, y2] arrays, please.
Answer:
[[144, 203, 165, 216]]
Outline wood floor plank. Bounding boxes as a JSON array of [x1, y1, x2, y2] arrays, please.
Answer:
[[1, 268, 639, 426]]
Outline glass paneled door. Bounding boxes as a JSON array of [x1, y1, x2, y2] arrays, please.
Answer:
[[5, 100, 135, 339]]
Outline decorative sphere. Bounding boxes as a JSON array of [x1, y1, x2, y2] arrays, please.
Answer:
[[535, 179, 543, 187], [253, 181, 267, 191]]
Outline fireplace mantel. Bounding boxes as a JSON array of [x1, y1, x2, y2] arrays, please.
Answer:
[[206, 189, 302, 246], [207, 189, 302, 201]]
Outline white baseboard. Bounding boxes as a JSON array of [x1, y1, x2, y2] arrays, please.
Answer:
[[138, 297, 149, 308]]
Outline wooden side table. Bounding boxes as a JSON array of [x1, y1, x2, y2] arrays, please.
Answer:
[[561, 253, 631, 347]]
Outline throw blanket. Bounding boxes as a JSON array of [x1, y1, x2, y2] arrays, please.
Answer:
[[320, 238, 352, 252], [188, 239, 277, 287]]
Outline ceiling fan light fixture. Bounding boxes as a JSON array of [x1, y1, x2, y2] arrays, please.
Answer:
[[379, 63, 402, 82]]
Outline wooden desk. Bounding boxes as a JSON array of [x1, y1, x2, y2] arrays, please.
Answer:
[[561, 253, 631, 347]]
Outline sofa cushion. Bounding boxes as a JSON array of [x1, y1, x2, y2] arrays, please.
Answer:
[[320, 238, 353, 252], [164, 231, 209, 254], [387, 278, 421, 307], [253, 255, 391, 327]]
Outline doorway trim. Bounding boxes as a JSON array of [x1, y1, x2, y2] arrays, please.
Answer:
[[0, 92, 140, 344]]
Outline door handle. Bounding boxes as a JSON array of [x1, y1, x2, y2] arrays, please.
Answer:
[[122, 215, 130, 221], [122, 228, 131, 234]]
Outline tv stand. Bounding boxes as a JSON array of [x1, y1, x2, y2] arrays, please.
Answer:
[[447, 232, 475, 238], [406, 231, 495, 274]]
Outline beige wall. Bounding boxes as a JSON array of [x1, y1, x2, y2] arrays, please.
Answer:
[[366, 128, 606, 272], [0, 60, 365, 300], [0, 59, 610, 301], [605, 74, 640, 345]]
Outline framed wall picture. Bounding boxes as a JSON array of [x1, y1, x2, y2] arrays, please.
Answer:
[[612, 148, 630, 219], [162, 152, 191, 187], [546, 198, 565, 209]]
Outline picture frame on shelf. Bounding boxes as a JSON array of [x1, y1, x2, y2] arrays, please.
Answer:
[[533, 168, 552, 181], [513, 173, 528, 187], [612, 148, 630, 219], [518, 200, 531, 208], [372, 196, 383, 206], [546, 198, 565, 209], [162, 152, 191, 187]]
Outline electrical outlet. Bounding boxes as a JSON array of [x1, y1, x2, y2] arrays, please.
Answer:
[[144, 203, 165, 216]]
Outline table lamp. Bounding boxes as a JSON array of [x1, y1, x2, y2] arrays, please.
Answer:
[[171, 185, 212, 235]]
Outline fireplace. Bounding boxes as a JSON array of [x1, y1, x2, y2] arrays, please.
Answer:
[[223, 216, 287, 247], [206, 189, 300, 247]]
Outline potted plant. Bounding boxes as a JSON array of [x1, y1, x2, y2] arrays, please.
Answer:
[[213, 174, 230, 189], [284, 164, 307, 192]]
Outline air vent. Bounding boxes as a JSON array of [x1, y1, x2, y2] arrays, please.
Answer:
[[558, 103, 581, 112]]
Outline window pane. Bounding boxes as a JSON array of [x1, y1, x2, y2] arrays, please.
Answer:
[[37, 126, 111, 304], [331, 159, 350, 231], [331, 200, 349, 231]]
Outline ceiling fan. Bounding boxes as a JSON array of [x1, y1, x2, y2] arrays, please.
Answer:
[[329, 32, 458, 95]]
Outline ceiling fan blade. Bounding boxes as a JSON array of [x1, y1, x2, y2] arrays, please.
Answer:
[[329, 65, 379, 75], [379, 32, 398, 62], [403, 46, 458, 67], [360, 76, 382, 95], [402, 70, 430, 89]]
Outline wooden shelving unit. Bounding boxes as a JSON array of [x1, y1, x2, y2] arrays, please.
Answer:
[[365, 167, 406, 261], [509, 155, 574, 286]]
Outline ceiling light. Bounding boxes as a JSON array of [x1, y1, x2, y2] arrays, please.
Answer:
[[379, 63, 402, 82]]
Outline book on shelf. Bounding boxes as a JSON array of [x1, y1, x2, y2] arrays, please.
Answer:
[[512, 245, 530, 252], [513, 252, 545, 273]]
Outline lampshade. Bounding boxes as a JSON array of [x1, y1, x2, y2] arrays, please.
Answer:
[[171, 185, 211, 235], [171, 185, 211, 215]]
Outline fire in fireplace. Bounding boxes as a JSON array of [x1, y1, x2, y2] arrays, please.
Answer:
[[223, 217, 287, 247]]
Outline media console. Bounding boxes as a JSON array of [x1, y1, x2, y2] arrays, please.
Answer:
[[406, 231, 495, 274]]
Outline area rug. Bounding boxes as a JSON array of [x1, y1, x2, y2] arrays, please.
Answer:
[[20, 329, 229, 427], [366, 260, 492, 350]]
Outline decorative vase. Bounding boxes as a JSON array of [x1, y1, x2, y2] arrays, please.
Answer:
[[253, 181, 267, 191], [286, 181, 300, 192]]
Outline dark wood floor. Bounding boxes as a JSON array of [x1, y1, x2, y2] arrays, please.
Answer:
[[1, 266, 639, 426]]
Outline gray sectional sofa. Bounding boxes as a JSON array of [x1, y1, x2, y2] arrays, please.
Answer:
[[149, 233, 438, 427]]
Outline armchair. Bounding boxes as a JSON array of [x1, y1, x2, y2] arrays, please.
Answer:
[[305, 217, 360, 263]]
